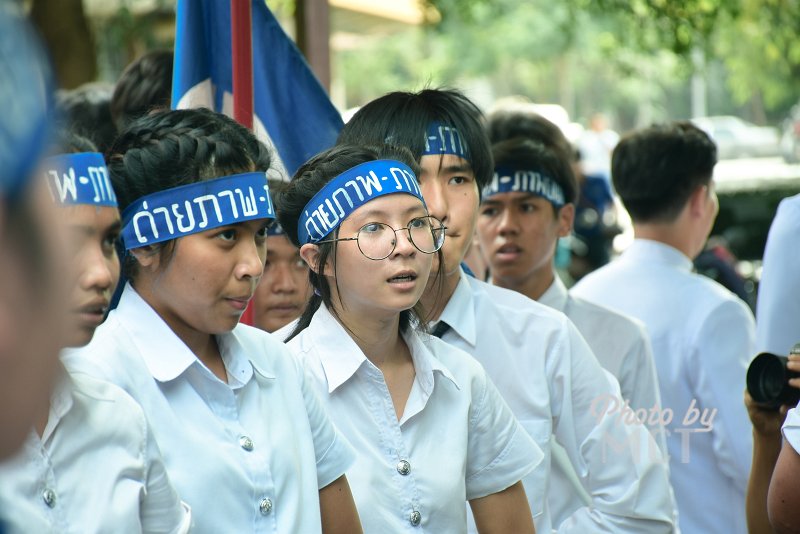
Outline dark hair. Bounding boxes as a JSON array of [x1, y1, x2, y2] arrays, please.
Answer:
[[338, 88, 493, 189], [110, 50, 173, 132], [278, 143, 442, 341], [108, 107, 272, 281], [55, 82, 117, 155], [612, 121, 717, 223], [491, 138, 579, 208], [486, 107, 577, 164], [52, 130, 98, 155]]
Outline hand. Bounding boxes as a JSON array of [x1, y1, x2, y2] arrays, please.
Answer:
[[745, 390, 789, 438]]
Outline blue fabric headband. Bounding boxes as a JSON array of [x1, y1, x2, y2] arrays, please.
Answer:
[[483, 166, 566, 208], [298, 159, 423, 245], [422, 122, 470, 161], [43, 152, 117, 207], [121, 172, 274, 249], [267, 220, 285, 237]]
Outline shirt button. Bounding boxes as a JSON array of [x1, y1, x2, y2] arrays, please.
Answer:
[[409, 510, 421, 526], [239, 435, 254, 452], [396, 459, 411, 475], [42, 488, 56, 508], [259, 497, 273, 515]]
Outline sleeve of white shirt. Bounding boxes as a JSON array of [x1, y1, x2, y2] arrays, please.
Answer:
[[465, 369, 543, 500], [551, 320, 676, 533], [618, 329, 669, 457], [782, 407, 800, 452], [756, 195, 800, 355], [138, 406, 192, 534], [294, 359, 357, 489], [690, 298, 755, 495]]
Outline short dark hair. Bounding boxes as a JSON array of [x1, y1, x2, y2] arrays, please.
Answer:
[[110, 49, 173, 132], [491, 138, 578, 208], [487, 107, 576, 164], [338, 88, 493, 189], [56, 83, 117, 155], [108, 107, 272, 280], [278, 143, 441, 341], [612, 121, 717, 223]]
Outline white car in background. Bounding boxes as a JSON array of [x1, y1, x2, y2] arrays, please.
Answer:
[[692, 115, 780, 160]]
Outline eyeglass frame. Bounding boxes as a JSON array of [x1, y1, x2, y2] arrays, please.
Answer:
[[314, 215, 447, 261]]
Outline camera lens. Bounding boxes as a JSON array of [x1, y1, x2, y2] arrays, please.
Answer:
[[747, 351, 800, 409]]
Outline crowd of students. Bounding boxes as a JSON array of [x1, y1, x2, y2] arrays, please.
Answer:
[[2, 4, 800, 533]]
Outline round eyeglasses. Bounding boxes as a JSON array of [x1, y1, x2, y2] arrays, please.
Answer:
[[316, 215, 446, 260]]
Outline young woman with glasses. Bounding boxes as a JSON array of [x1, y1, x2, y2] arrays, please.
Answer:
[[279, 143, 543, 533]]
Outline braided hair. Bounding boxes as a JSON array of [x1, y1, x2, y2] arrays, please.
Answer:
[[278, 143, 442, 342], [108, 107, 272, 281]]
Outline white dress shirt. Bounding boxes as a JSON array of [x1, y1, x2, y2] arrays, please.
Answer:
[[539, 275, 669, 526], [756, 193, 800, 356], [0, 370, 190, 534], [64, 284, 355, 534], [782, 406, 800, 452], [441, 270, 675, 534], [286, 304, 543, 533], [573, 238, 755, 534]]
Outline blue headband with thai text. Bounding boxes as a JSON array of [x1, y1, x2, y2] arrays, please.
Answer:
[[422, 122, 470, 161], [298, 159, 423, 245], [43, 152, 117, 207], [483, 166, 566, 208], [121, 172, 274, 249]]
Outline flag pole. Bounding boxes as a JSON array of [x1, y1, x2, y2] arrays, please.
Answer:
[[231, 0, 256, 325]]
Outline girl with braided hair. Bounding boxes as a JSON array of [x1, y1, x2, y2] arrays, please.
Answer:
[[64, 108, 362, 533]]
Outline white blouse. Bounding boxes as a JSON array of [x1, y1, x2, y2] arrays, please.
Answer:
[[286, 304, 543, 533], [64, 284, 355, 533], [0, 370, 190, 534]]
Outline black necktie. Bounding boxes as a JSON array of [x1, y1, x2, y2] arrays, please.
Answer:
[[430, 321, 450, 338]]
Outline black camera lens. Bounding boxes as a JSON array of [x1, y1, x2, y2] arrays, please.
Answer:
[[747, 350, 800, 409]]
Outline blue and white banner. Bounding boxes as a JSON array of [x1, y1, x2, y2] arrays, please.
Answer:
[[422, 122, 470, 161], [121, 172, 274, 249], [172, 0, 344, 180], [298, 160, 423, 245], [43, 152, 117, 207], [483, 166, 566, 208]]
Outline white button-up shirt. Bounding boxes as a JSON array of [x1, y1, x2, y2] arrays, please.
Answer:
[[441, 270, 675, 534], [782, 406, 800, 452], [0, 370, 190, 534], [757, 193, 800, 356], [573, 239, 755, 534], [539, 275, 669, 526], [286, 304, 543, 533], [64, 285, 355, 534]]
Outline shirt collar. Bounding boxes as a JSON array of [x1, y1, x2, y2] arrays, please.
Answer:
[[623, 238, 694, 272], [406, 331, 460, 395], [307, 305, 370, 393], [42, 366, 73, 443], [538, 275, 568, 312], [436, 268, 478, 346], [115, 283, 256, 384]]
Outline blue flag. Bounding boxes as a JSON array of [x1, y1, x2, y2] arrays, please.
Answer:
[[172, 0, 343, 178]]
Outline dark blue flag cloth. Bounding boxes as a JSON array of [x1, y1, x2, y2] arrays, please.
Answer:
[[172, 0, 343, 178]]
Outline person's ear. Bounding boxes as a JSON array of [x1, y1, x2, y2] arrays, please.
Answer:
[[688, 185, 710, 218], [556, 203, 575, 238], [300, 243, 326, 274], [129, 245, 159, 270]]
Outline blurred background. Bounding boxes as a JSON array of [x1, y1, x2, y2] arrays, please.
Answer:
[[25, 0, 800, 304]]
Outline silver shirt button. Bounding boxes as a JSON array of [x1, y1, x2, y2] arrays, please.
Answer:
[[259, 497, 273, 515], [42, 488, 56, 508], [396, 459, 411, 476], [239, 435, 254, 452], [409, 510, 421, 526]]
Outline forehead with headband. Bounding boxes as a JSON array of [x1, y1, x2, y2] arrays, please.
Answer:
[[483, 166, 566, 208], [422, 122, 470, 161], [43, 152, 117, 207], [298, 159, 424, 245], [121, 172, 274, 249]]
